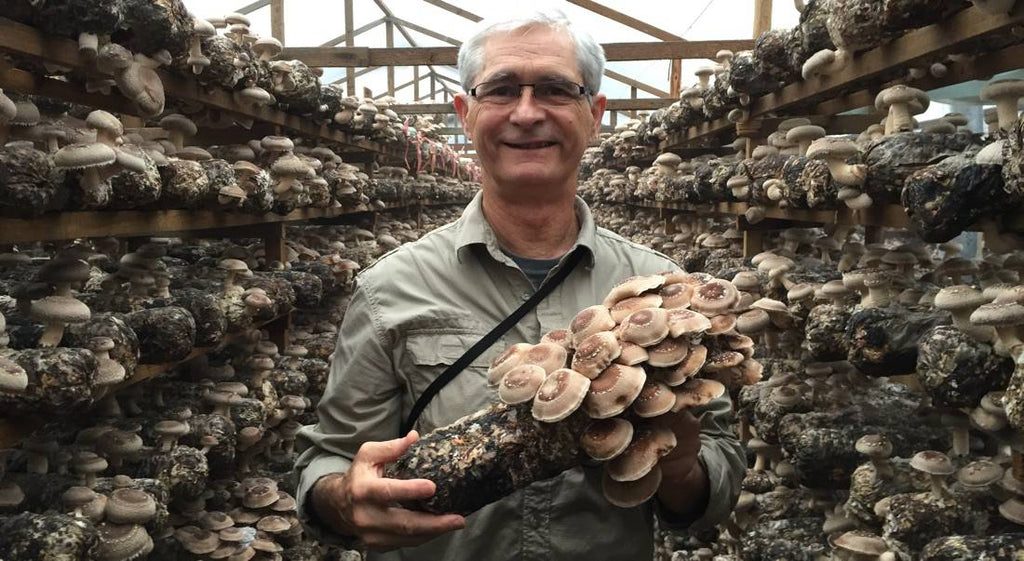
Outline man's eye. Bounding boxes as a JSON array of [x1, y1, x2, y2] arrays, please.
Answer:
[[482, 85, 520, 97], [536, 83, 577, 98]]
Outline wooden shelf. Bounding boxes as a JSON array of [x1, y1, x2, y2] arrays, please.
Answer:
[[661, 5, 1024, 150], [0, 17, 387, 153], [0, 202, 423, 244], [630, 201, 912, 230]]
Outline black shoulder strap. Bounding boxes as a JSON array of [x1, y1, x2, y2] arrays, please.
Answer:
[[401, 248, 586, 434]]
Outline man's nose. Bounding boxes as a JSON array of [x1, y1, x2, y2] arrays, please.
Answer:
[[508, 86, 545, 126]]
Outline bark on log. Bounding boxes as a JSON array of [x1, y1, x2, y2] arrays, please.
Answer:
[[384, 403, 590, 515]]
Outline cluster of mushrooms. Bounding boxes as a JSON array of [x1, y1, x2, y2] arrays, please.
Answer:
[[588, 204, 1024, 559], [383, 271, 761, 516], [1, 0, 468, 166], [582, 74, 1024, 250], [0, 98, 479, 217], [0, 205, 462, 560], [619, 0, 1020, 150]]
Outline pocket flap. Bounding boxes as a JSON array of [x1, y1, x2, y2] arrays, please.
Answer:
[[405, 331, 494, 368]]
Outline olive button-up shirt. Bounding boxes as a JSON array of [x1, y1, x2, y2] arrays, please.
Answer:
[[294, 192, 745, 560]]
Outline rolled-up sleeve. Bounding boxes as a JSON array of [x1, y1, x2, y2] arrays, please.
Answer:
[[656, 394, 746, 532], [293, 278, 402, 542]]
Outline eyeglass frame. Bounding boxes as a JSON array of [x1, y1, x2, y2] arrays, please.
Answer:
[[467, 78, 593, 105]]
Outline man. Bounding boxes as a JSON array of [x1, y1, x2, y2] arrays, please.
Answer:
[[295, 10, 745, 559]]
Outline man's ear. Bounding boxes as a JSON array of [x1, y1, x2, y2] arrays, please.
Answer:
[[454, 93, 472, 140], [589, 93, 607, 138]]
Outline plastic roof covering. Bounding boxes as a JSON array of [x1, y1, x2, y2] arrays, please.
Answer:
[[182, 0, 804, 123]]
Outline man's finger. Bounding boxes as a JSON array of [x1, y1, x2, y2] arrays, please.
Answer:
[[381, 507, 466, 537], [362, 477, 438, 504], [356, 431, 420, 465]]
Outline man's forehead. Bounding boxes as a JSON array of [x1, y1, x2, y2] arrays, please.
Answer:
[[478, 28, 581, 82]]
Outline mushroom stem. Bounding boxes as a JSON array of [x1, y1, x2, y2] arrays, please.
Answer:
[[753, 451, 767, 471], [80, 167, 107, 202], [928, 473, 948, 500], [78, 32, 99, 59], [38, 321, 66, 347], [825, 160, 867, 186], [951, 424, 971, 458], [995, 96, 1022, 131]]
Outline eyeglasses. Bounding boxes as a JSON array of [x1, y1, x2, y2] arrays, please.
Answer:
[[468, 79, 591, 106]]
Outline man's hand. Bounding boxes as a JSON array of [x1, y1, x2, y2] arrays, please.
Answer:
[[311, 431, 467, 551], [655, 410, 710, 523]]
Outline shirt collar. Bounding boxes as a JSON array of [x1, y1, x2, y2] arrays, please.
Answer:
[[455, 190, 597, 267]]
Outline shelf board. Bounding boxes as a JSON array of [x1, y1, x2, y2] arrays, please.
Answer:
[[0, 17, 386, 153], [661, 5, 1024, 150], [0, 202, 422, 244], [631, 201, 912, 230]]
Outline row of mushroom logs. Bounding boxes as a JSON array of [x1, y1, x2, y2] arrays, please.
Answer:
[[484, 272, 760, 507]]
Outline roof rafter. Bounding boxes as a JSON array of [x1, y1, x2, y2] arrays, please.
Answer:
[[390, 16, 462, 46], [565, 0, 683, 41], [421, 0, 483, 22], [236, 0, 271, 15], [603, 69, 669, 98], [320, 16, 388, 47]]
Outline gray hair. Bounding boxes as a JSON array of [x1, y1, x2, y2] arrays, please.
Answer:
[[457, 9, 605, 95]]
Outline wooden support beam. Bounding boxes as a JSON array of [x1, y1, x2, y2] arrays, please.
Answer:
[[669, 59, 682, 98], [753, 0, 773, 37], [430, 73, 436, 101], [237, 0, 271, 15], [414, 65, 420, 99], [330, 65, 380, 85], [566, 0, 683, 41], [344, 0, 355, 95], [320, 16, 387, 47], [390, 16, 462, 46], [386, 20, 395, 94], [281, 39, 755, 67], [390, 97, 674, 114], [422, 0, 482, 21], [270, 0, 285, 43]]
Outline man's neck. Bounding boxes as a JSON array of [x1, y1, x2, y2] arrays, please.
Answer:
[[481, 189, 579, 260]]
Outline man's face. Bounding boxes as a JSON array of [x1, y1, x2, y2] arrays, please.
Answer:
[[454, 26, 606, 199]]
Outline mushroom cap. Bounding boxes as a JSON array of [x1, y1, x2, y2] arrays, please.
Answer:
[[980, 79, 1024, 103], [609, 293, 664, 323], [520, 342, 568, 374], [735, 309, 770, 335], [786, 124, 826, 143], [806, 137, 860, 160], [95, 522, 154, 561], [497, 364, 546, 405], [243, 484, 280, 509], [602, 275, 666, 308], [175, 526, 220, 555], [672, 377, 725, 411], [654, 152, 681, 166], [855, 434, 893, 459], [154, 419, 190, 438], [540, 328, 573, 350], [53, 143, 117, 169], [666, 308, 712, 338], [219, 258, 250, 274], [487, 342, 532, 385], [619, 308, 671, 347], [531, 368, 591, 422], [106, 487, 157, 525], [570, 305, 618, 346], [909, 450, 955, 476], [689, 279, 739, 316], [606, 424, 676, 482], [261, 135, 294, 152], [1000, 497, 1024, 525], [602, 464, 662, 508], [660, 344, 708, 386], [30, 294, 91, 325], [160, 114, 198, 136], [0, 357, 27, 393], [833, 532, 889, 557], [582, 363, 646, 419], [253, 37, 283, 55], [570, 331, 622, 379], [880, 84, 926, 106], [957, 459, 1003, 489], [62, 485, 97, 508], [971, 302, 1024, 327], [632, 380, 676, 417], [86, 110, 124, 136], [615, 341, 649, 366], [201, 511, 235, 531], [581, 417, 634, 461], [176, 146, 212, 161], [934, 285, 988, 311], [658, 282, 694, 310], [257, 514, 291, 533]]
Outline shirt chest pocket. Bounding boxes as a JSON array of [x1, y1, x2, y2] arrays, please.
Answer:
[[402, 331, 504, 433]]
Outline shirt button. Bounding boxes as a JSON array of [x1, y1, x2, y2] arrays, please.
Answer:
[[522, 292, 531, 301]]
